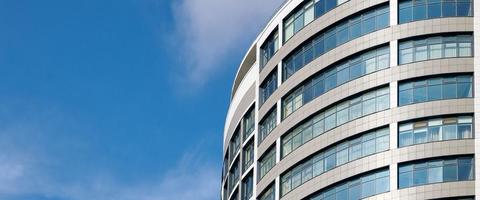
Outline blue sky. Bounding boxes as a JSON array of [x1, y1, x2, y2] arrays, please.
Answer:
[[0, 0, 281, 199]]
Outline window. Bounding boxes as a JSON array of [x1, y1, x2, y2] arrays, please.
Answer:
[[307, 169, 390, 199], [260, 30, 279, 68], [283, 5, 390, 80], [229, 161, 240, 192], [398, 157, 474, 189], [243, 107, 255, 140], [398, 74, 473, 106], [229, 128, 241, 162], [398, 34, 473, 64], [281, 87, 390, 156], [281, 127, 389, 195], [243, 141, 254, 172], [259, 185, 275, 200], [284, 1, 316, 42], [260, 70, 278, 106], [259, 147, 276, 180], [259, 108, 277, 144], [282, 46, 390, 117], [241, 174, 253, 200], [399, 116, 473, 147], [398, 0, 472, 24]]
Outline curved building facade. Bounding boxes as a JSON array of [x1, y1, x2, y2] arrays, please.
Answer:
[[221, 0, 479, 199]]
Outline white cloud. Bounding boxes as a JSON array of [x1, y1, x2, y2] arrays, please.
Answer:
[[0, 147, 219, 200], [172, 0, 283, 90]]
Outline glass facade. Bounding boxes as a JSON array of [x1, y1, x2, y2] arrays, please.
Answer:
[[260, 70, 278, 106], [282, 46, 389, 118], [399, 0, 472, 24], [259, 108, 277, 144], [243, 106, 255, 140], [259, 147, 276, 180], [398, 35, 473, 65], [242, 174, 253, 200], [230, 129, 241, 163], [398, 115, 473, 147], [259, 185, 275, 200], [229, 161, 240, 194], [398, 156, 474, 189], [398, 74, 473, 106], [283, 5, 389, 80], [260, 30, 279, 68], [282, 87, 390, 156], [284, 1, 316, 42], [308, 169, 390, 200], [281, 128, 389, 195], [243, 141, 254, 172]]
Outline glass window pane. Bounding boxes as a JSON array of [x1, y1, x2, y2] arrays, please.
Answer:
[[428, 166, 443, 183], [414, 128, 427, 144], [376, 176, 390, 193], [362, 12, 376, 34], [413, 167, 427, 185], [413, 86, 427, 103], [428, 126, 442, 142], [399, 89, 413, 106], [399, 7, 413, 23], [349, 18, 362, 39], [399, 48, 414, 64], [399, 130, 413, 147], [413, 3, 427, 21], [457, 2, 472, 16], [442, 0, 456, 17], [443, 83, 457, 99], [399, 171, 413, 188], [443, 164, 458, 181], [458, 159, 474, 180], [457, 83, 472, 98], [428, 3, 441, 18], [443, 124, 457, 140], [294, 13, 305, 33], [458, 124, 472, 139], [427, 84, 442, 100]]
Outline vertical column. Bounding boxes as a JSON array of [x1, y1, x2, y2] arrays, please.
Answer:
[[390, 0, 398, 26], [275, 176, 280, 200], [473, 0, 480, 198], [390, 40, 398, 68]]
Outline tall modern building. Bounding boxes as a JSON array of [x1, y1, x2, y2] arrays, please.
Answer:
[[221, 0, 479, 199]]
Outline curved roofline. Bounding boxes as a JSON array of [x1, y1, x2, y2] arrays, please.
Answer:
[[230, 0, 293, 100]]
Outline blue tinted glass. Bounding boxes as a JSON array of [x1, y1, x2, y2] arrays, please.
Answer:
[[457, 83, 472, 98], [325, 72, 337, 91], [314, 38, 325, 57], [349, 21, 362, 39], [362, 180, 375, 198], [457, 2, 472, 16], [337, 66, 350, 85], [442, 1, 456, 16], [413, 86, 427, 103], [443, 164, 458, 181], [349, 62, 363, 79], [376, 12, 389, 29], [399, 7, 413, 23], [314, 78, 325, 96], [362, 14, 376, 34], [399, 90, 413, 106], [413, 4, 427, 20], [458, 159, 473, 180], [443, 83, 457, 99], [304, 45, 314, 64], [427, 85, 442, 100], [427, 3, 441, 18], [375, 176, 389, 193], [337, 26, 349, 45], [413, 168, 427, 185], [325, 0, 336, 11], [325, 153, 336, 170], [315, 0, 326, 18], [324, 31, 336, 51], [399, 172, 412, 188], [294, 14, 305, 32], [348, 184, 361, 200], [293, 53, 304, 72]]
